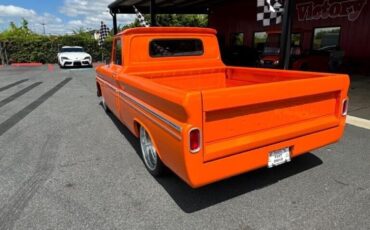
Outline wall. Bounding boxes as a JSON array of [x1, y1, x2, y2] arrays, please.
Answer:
[[209, 0, 370, 71]]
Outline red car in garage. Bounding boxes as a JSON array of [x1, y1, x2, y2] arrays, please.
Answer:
[[259, 31, 344, 72]]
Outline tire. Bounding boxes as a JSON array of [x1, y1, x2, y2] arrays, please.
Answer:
[[139, 126, 166, 177], [101, 96, 110, 113]]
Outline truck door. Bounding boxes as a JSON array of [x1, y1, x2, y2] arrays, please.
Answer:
[[104, 38, 122, 116], [114, 39, 131, 127]]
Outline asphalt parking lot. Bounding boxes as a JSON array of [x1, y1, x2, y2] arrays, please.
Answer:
[[0, 65, 369, 230]]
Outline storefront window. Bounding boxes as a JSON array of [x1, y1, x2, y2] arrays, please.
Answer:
[[313, 27, 341, 50], [291, 33, 301, 46], [231, 33, 245, 46], [254, 32, 268, 48]]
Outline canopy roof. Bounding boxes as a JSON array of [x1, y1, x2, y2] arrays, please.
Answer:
[[108, 0, 226, 14], [117, 27, 217, 36]]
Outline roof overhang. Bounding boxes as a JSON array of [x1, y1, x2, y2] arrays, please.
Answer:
[[118, 27, 217, 36], [108, 0, 226, 14]]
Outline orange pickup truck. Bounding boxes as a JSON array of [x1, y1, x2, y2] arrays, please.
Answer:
[[96, 27, 349, 188]]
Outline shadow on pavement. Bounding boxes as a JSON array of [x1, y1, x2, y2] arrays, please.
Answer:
[[156, 153, 322, 213], [104, 105, 323, 213]]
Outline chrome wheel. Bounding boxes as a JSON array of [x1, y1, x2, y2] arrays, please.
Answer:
[[140, 126, 158, 171]]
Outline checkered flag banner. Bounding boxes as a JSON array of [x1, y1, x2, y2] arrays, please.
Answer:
[[98, 21, 110, 47], [257, 0, 284, 27], [133, 5, 149, 27]]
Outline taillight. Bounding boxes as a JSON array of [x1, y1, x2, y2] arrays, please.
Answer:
[[189, 128, 201, 153], [342, 99, 349, 116]]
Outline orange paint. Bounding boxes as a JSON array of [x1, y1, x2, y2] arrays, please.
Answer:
[[96, 27, 349, 188]]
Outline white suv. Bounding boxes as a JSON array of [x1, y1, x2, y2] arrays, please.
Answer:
[[57, 46, 92, 68]]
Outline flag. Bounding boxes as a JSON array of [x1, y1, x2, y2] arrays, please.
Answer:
[[98, 21, 110, 47], [133, 5, 149, 27], [257, 0, 284, 26]]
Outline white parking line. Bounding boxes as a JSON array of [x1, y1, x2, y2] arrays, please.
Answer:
[[347, 115, 370, 130]]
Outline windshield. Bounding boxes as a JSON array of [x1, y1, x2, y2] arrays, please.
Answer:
[[263, 47, 280, 55], [60, 47, 84, 52]]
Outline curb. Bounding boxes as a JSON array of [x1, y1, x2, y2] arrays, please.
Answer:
[[11, 63, 43, 67]]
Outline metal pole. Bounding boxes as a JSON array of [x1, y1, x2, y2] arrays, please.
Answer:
[[41, 22, 46, 35], [0, 42, 3, 65], [101, 48, 104, 63], [279, 0, 295, 69], [150, 0, 157, 26], [112, 13, 118, 34]]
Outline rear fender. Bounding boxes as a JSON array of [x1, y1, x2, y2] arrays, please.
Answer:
[[133, 118, 163, 160]]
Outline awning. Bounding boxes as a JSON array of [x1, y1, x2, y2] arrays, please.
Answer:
[[108, 0, 226, 14], [108, 0, 295, 70]]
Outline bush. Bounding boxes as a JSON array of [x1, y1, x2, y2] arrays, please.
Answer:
[[0, 20, 112, 64], [2, 35, 112, 64]]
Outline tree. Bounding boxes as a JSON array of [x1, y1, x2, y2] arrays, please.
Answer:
[[120, 14, 208, 30], [0, 18, 35, 40], [21, 18, 29, 31]]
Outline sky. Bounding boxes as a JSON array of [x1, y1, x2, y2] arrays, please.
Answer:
[[0, 0, 136, 34]]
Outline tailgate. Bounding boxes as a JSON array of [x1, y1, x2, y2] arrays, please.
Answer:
[[201, 75, 348, 162]]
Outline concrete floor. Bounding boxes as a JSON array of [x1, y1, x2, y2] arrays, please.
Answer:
[[0, 65, 369, 230], [349, 75, 370, 119]]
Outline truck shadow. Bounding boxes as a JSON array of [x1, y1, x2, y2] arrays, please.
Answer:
[[104, 107, 323, 213], [155, 153, 322, 213]]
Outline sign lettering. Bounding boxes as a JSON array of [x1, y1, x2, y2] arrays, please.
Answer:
[[296, 0, 367, 22]]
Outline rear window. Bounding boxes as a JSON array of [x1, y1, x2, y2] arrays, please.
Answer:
[[149, 39, 204, 57]]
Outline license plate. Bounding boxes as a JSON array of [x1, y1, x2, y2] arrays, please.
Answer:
[[268, 147, 291, 168]]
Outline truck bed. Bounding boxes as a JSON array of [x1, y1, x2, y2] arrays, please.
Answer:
[[149, 67, 331, 92], [138, 66, 348, 162]]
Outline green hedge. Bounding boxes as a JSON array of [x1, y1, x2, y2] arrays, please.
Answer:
[[1, 35, 112, 64]]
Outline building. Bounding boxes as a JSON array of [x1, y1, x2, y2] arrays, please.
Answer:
[[108, 0, 370, 74]]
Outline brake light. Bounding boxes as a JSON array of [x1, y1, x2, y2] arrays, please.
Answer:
[[189, 128, 201, 153], [342, 99, 349, 116]]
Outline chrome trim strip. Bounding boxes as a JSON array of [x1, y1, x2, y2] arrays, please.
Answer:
[[119, 91, 182, 133], [97, 75, 183, 137], [96, 73, 106, 79], [96, 74, 117, 92], [119, 93, 182, 141]]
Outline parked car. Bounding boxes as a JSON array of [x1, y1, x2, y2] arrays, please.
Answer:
[[57, 46, 92, 68], [292, 46, 345, 72], [258, 31, 344, 72], [96, 27, 349, 188]]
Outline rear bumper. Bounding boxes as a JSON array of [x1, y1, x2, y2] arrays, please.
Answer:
[[184, 122, 345, 188]]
